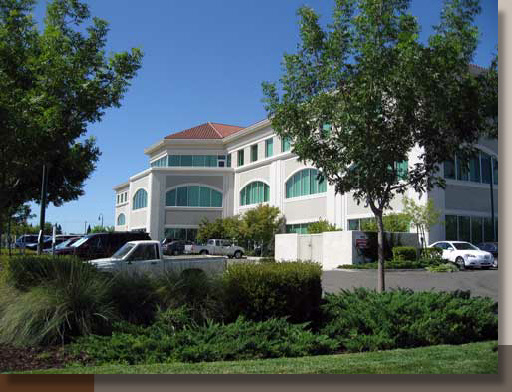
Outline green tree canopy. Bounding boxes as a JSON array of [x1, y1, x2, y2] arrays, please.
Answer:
[[262, 0, 497, 291], [0, 0, 143, 217]]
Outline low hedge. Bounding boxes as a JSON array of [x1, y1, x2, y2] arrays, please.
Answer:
[[70, 309, 338, 365], [223, 261, 322, 323], [392, 246, 417, 261], [338, 259, 425, 269], [1, 255, 96, 291], [320, 288, 498, 352]]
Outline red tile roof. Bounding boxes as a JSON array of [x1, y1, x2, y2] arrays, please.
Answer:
[[165, 122, 245, 140]]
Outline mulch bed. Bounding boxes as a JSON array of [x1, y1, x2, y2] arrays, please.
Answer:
[[0, 344, 92, 373]]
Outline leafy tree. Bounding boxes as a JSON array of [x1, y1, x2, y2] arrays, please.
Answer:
[[308, 219, 340, 234], [262, 0, 497, 291], [0, 0, 143, 228], [196, 218, 226, 244], [89, 225, 115, 233], [402, 196, 442, 249], [241, 205, 284, 256], [359, 213, 411, 232]]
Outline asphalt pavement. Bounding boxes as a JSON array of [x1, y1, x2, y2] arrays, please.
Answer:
[[322, 268, 499, 301]]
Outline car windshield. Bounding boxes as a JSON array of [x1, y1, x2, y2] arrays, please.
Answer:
[[453, 242, 479, 250], [71, 237, 89, 247], [56, 238, 78, 249], [112, 243, 135, 259]]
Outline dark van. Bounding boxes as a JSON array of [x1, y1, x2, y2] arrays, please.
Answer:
[[54, 231, 151, 260]]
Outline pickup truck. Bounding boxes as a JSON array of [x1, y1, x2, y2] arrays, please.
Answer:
[[186, 239, 244, 258], [88, 240, 227, 275]]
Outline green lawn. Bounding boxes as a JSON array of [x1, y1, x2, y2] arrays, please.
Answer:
[[17, 341, 498, 374]]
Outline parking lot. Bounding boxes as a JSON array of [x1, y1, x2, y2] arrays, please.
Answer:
[[322, 268, 499, 301]]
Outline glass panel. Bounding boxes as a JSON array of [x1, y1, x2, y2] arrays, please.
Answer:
[[282, 137, 291, 152], [240, 188, 245, 206], [251, 182, 257, 204], [396, 160, 408, 180], [177, 187, 188, 206], [264, 184, 270, 201], [348, 219, 359, 231], [318, 173, 327, 193], [188, 186, 199, 207], [200, 187, 211, 207], [493, 157, 498, 185], [311, 171, 318, 194], [238, 150, 244, 166], [322, 123, 331, 138], [168, 156, 180, 167], [251, 145, 258, 162], [303, 170, 310, 195], [481, 153, 491, 184], [458, 216, 471, 242], [211, 190, 222, 207], [192, 155, 205, 167], [471, 216, 482, 244], [456, 155, 469, 181], [469, 154, 481, 182], [227, 154, 231, 167], [166, 189, 176, 206], [445, 215, 458, 240], [245, 185, 250, 205], [293, 173, 301, 197], [258, 182, 264, 203], [206, 156, 217, 167], [484, 217, 495, 242], [265, 138, 273, 157], [181, 155, 192, 167], [286, 179, 292, 198]]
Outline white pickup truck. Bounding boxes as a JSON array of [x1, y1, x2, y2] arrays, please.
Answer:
[[88, 240, 227, 275], [186, 239, 245, 258]]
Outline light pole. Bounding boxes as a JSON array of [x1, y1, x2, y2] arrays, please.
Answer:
[[98, 213, 104, 229]]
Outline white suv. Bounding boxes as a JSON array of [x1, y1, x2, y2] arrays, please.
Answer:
[[429, 241, 494, 269]]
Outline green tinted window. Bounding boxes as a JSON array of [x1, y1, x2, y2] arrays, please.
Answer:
[[469, 154, 481, 182], [227, 154, 231, 167], [117, 214, 126, 226], [285, 169, 326, 199], [322, 123, 331, 138], [133, 189, 148, 210], [444, 159, 455, 179], [177, 187, 188, 206], [481, 153, 492, 184], [251, 144, 258, 162], [211, 190, 222, 207], [492, 157, 498, 185], [484, 217, 495, 242], [471, 216, 482, 244], [181, 155, 192, 167], [281, 137, 291, 152], [240, 181, 270, 206], [456, 155, 468, 181], [265, 138, 273, 157], [168, 155, 180, 167], [445, 215, 457, 240], [188, 186, 199, 207], [238, 150, 244, 166], [458, 216, 471, 242], [192, 155, 205, 167], [199, 187, 210, 207], [166, 189, 176, 206]]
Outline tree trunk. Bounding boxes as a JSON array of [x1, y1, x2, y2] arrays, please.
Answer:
[[375, 210, 385, 293]]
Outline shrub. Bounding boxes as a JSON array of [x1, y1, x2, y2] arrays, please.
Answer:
[[223, 261, 322, 323], [71, 314, 338, 365], [155, 269, 225, 324], [109, 271, 160, 325], [320, 288, 498, 352], [0, 260, 115, 346], [426, 263, 458, 272], [392, 246, 417, 261], [420, 247, 444, 266], [338, 260, 424, 269], [2, 255, 97, 290], [308, 219, 340, 234]]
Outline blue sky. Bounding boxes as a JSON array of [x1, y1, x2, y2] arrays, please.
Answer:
[[29, 0, 498, 234]]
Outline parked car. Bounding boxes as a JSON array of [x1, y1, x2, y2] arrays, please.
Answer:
[[54, 231, 151, 260], [429, 241, 494, 269], [186, 239, 244, 258], [88, 240, 226, 275], [161, 238, 193, 256], [43, 236, 82, 254], [14, 234, 51, 249], [476, 242, 498, 258]]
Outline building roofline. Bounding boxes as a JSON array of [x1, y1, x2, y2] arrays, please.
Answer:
[[113, 181, 130, 191]]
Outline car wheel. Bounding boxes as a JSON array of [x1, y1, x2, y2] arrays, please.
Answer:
[[455, 256, 465, 270], [172, 249, 179, 256], [234, 250, 242, 259], [200, 250, 208, 256], [492, 259, 498, 268]]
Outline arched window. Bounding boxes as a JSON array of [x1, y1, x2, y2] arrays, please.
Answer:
[[240, 181, 270, 206], [133, 189, 148, 210], [166, 186, 222, 207], [285, 169, 327, 199], [117, 213, 126, 226]]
